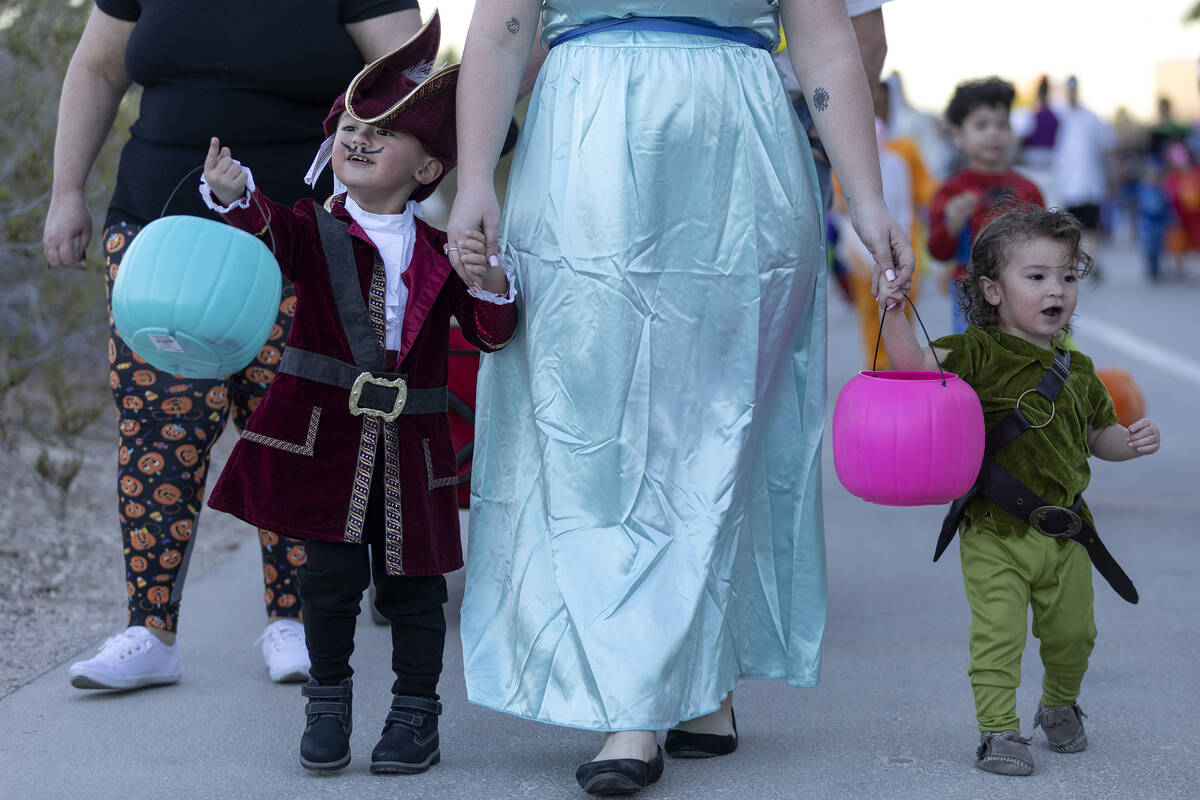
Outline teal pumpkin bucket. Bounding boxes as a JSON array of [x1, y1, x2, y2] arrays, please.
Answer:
[[112, 216, 282, 379]]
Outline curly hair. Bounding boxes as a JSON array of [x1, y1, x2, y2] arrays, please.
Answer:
[[958, 206, 1094, 332], [945, 77, 1016, 127]]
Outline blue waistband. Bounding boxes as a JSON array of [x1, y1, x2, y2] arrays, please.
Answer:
[[548, 16, 772, 52]]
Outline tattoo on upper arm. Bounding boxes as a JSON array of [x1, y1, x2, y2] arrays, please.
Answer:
[[506, 17, 520, 34], [812, 87, 830, 112]]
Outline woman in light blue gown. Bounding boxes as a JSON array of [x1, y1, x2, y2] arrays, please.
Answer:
[[448, 1, 914, 794]]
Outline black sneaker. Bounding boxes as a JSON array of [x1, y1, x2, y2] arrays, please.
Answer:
[[299, 678, 353, 771], [370, 694, 442, 774]]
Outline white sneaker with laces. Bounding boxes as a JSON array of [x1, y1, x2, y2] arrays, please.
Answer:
[[68, 626, 182, 690], [258, 618, 310, 683]]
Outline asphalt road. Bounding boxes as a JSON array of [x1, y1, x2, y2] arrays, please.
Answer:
[[1, 242, 1196, 800]]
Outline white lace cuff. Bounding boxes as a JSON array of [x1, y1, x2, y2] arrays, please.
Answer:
[[199, 166, 257, 212], [468, 255, 518, 305]]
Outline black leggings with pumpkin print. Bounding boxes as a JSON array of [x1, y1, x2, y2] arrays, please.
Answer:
[[104, 223, 305, 633]]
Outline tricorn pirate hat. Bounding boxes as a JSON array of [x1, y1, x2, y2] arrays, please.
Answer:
[[307, 11, 458, 202]]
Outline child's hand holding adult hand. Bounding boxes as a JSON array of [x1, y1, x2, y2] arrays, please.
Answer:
[[204, 137, 247, 207], [1127, 418, 1160, 455], [450, 230, 492, 287], [876, 269, 906, 313]]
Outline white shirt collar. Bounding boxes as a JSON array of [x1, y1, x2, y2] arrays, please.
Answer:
[[343, 196, 419, 237]]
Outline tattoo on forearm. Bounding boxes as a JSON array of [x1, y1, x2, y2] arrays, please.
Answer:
[[506, 17, 520, 34], [812, 87, 830, 112]]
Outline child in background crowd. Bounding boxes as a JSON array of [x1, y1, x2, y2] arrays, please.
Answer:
[[928, 78, 1044, 332], [1135, 159, 1171, 282], [880, 207, 1159, 776], [1164, 141, 1200, 279]]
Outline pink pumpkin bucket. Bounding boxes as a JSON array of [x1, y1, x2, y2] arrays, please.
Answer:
[[832, 297, 985, 506], [833, 370, 984, 505]]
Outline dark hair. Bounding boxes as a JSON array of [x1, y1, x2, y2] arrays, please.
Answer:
[[959, 206, 1094, 331], [1036, 75, 1050, 102], [945, 77, 1016, 126]]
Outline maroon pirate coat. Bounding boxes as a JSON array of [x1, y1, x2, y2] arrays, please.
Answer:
[[207, 190, 516, 575]]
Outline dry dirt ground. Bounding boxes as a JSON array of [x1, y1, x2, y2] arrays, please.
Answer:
[[0, 408, 249, 696]]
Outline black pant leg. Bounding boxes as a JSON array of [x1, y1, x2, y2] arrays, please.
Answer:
[[298, 539, 371, 684], [370, 553, 447, 700]]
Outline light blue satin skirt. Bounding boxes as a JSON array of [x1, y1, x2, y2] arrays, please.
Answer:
[[461, 30, 828, 731]]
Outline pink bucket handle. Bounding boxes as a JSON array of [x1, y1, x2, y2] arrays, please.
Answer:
[[874, 292, 948, 386]]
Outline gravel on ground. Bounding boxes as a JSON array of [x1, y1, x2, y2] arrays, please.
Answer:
[[0, 408, 251, 696]]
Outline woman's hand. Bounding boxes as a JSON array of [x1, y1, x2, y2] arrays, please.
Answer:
[[203, 137, 247, 207], [43, 7, 134, 270], [43, 190, 93, 270], [446, 180, 501, 290], [849, 199, 915, 301]]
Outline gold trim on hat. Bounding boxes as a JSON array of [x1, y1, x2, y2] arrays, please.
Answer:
[[343, 11, 453, 129], [344, 65, 459, 131]]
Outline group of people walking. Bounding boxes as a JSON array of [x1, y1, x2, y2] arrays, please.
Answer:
[[42, 1, 1158, 794]]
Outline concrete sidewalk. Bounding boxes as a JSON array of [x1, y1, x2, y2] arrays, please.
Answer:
[[2, 257, 1197, 800]]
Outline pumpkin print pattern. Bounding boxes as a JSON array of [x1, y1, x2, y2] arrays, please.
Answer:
[[105, 223, 305, 631]]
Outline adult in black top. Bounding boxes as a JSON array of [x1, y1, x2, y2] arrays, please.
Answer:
[[43, 0, 420, 694]]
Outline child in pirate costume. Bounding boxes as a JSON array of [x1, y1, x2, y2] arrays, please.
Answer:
[[878, 207, 1159, 776], [200, 12, 516, 774]]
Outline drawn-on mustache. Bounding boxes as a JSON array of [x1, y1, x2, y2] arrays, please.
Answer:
[[341, 143, 385, 155]]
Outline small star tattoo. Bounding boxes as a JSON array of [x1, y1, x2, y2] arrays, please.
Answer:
[[813, 87, 830, 112], [506, 17, 520, 34]]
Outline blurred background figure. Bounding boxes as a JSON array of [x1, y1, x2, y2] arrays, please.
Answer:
[[1149, 96, 1191, 162], [881, 72, 955, 180], [1163, 141, 1200, 280], [1016, 75, 1059, 206], [1134, 158, 1172, 283], [1052, 75, 1116, 275]]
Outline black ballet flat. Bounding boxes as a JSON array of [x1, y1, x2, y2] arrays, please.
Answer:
[[575, 746, 664, 796], [664, 708, 738, 758]]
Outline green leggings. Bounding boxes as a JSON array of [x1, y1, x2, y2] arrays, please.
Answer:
[[960, 522, 1097, 732]]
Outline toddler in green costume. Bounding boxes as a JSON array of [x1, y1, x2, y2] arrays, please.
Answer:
[[878, 206, 1160, 776]]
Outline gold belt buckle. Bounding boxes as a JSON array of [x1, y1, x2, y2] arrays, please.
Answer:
[[1029, 505, 1082, 538], [348, 373, 407, 423]]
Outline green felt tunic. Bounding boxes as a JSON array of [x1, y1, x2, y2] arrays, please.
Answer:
[[932, 326, 1119, 538]]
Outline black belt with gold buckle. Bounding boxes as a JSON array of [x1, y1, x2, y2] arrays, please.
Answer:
[[278, 347, 447, 423], [349, 372, 409, 422]]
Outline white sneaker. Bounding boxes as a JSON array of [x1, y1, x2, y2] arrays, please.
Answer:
[[68, 626, 182, 690], [257, 618, 310, 683]]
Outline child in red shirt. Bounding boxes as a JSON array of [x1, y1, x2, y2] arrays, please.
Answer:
[[929, 78, 1044, 332]]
